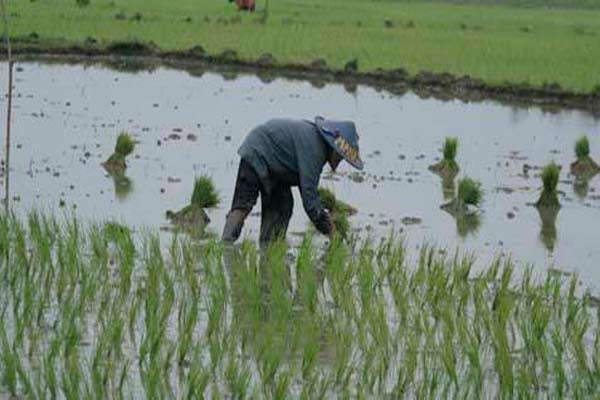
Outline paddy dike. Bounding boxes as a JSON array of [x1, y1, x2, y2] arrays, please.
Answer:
[[3, 37, 600, 115]]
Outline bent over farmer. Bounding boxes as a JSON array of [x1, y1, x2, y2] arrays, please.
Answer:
[[222, 117, 364, 243]]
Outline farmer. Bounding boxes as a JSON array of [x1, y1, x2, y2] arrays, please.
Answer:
[[221, 117, 364, 243]]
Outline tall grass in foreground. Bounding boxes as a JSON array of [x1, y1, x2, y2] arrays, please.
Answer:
[[0, 211, 599, 398]]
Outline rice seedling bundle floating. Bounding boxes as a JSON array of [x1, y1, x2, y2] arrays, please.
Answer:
[[441, 176, 483, 215], [570, 135, 600, 178], [103, 132, 135, 173], [166, 175, 219, 229], [429, 137, 460, 180], [535, 162, 561, 208]]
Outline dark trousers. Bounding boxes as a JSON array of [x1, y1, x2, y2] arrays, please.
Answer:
[[229, 159, 294, 243]]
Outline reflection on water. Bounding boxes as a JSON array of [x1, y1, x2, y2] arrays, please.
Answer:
[[573, 178, 590, 200], [111, 171, 134, 202], [441, 176, 456, 201], [538, 206, 559, 252], [456, 212, 482, 238]]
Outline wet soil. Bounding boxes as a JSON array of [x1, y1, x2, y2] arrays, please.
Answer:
[[4, 60, 600, 289], [428, 160, 459, 180], [102, 152, 127, 173], [2, 38, 600, 115], [570, 157, 600, 178]]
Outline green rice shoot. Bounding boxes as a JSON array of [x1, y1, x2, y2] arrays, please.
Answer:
[[536, 162, 561, 208], [457, 177, 483, 207], [115, 132, 135, 157], [443, 137, 458, 162], [575, 135, 590, 160], [1, 210, 599, 398], [191, 175, 220, 208]]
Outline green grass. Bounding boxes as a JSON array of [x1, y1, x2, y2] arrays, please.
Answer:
[[191, 175, 220, 208], [1, 210, 600, 397], [6, 0, 600, 91]]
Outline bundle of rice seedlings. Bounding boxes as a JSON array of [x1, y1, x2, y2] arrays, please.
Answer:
[[318, 187, 356, 238], [570, 135, 600, 178], [166, 176, 219, 229], [535, 162, 561, 208], [441, 177, 483, 214], [429, 137, 460, 179], [103, 132, 135, 173]]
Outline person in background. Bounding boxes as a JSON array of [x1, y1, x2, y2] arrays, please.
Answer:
[[231, 0, 255, 12]]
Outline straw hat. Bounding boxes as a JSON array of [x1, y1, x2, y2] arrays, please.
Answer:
[[314, 116, 364, 170]]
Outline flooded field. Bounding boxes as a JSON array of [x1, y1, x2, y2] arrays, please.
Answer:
[[3, 60, 600, 287], [3, 60, 600, 398]]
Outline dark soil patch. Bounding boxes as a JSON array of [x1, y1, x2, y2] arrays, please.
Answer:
[[105, 40, 158, 56], [102, 153, 127, 174]]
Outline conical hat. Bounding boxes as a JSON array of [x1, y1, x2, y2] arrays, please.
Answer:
[[314, 117, 364, 170]]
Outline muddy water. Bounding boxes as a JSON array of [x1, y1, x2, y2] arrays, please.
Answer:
[[2, 61, 600, 288]]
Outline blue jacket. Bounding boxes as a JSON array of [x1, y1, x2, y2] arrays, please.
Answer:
[[238, 118, 329, 228]]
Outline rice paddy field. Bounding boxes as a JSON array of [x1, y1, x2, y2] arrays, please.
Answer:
[[6, 0, 600, 91], [2, 0, 600, 397], [1, 210, 600, 398], [1, 59, 600, 398]]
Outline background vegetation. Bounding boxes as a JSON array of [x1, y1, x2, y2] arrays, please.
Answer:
[[6, 0, 600, 91]]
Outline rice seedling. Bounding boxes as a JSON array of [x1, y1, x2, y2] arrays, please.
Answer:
[[442, 177, 483, 213], [535, 162, 561, 208], [318, 186, 356, 238], [1, 210, 600, 398], [429, 137, 460, 179], [571, 135, 600, 178], [166, 175, 219, 233], [103, 132, 135, 173], [441, 176, 484, 236]]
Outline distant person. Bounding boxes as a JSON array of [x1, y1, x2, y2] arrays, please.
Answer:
[[221, 117, 364, 243], [230, 0, 255, 11]]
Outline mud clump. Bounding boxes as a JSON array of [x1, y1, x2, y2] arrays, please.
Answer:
[[570, 135, 600, 179], [166, 176, 220, 231], [535, 162, 561, 209], [185, 45, 206, 58], [310, 58, 328, 71], [344, 59, 358, 74], [103, 132, 135, 174], [105, 40, 158, 55], [256, 52, 276, 67], [318, 187, 356, 238], [429, 137, 459, 180], [216, 49, 239, 63]]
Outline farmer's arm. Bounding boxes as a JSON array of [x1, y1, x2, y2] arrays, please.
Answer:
[[299, 162, 333, 235]]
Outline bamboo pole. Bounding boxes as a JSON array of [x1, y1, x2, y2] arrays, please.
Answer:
[[0, 0, 12, 214]]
